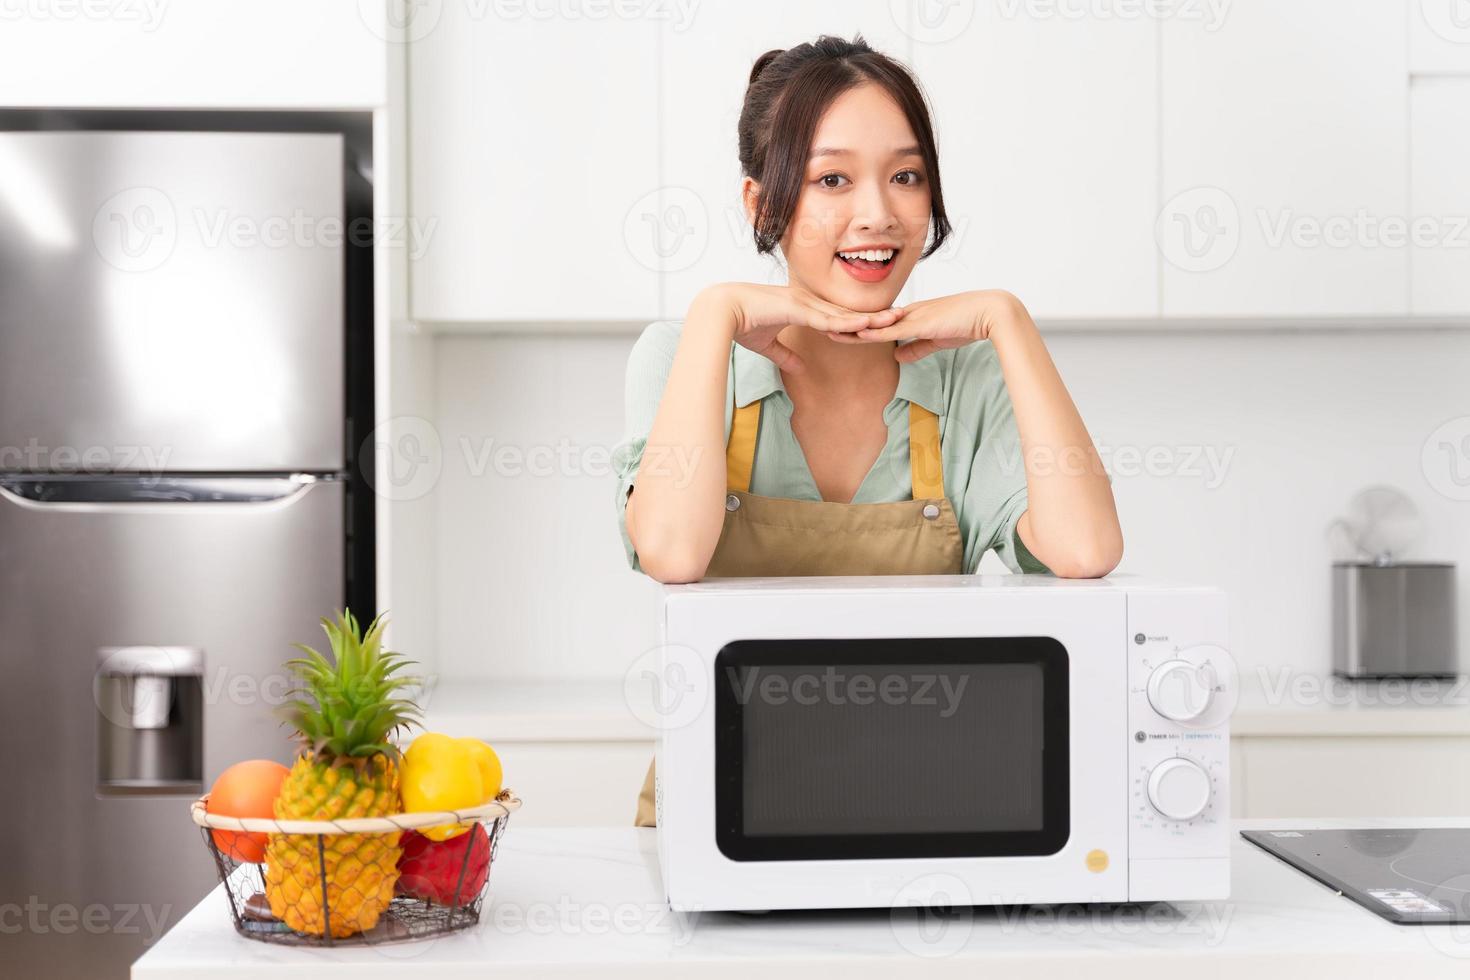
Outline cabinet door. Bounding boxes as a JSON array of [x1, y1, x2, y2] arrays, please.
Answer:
[[1411, 0, 1470, 73], [909, 10, 1159, 319], [0, 0, 385, 107], [1410, 78, 1470, 314], [660, 4, 913, 320], [1160, 1, 1409, 316], [409, 7, 660, 322]]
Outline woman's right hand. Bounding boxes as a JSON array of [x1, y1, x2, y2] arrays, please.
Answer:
[[703, 283, 907, 373]]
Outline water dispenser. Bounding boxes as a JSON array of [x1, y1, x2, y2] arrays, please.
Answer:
[[95, 646, 204, 795]]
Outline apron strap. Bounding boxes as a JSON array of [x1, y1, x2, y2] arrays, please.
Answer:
[[725, 399, 945, 499], [909, 403, 945, 499], [726, 400, 761, 493]]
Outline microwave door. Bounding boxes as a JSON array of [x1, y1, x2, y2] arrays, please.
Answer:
[[0, 130, 344, 474], [0, 475, 343, 980]]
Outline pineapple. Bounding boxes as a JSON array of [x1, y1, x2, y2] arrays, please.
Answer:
[[264, 611, 421, 938]]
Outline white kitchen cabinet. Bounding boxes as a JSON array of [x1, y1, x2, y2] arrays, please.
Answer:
[[1410, 0, 1470, 73], [1410, 77, 1470, 314], [0, 0, 386, 108], [1160, 1, 1409, 316], [408, 6, 660, 322], [659, 3, 914, 320], [908, 10, 1160, 319], [1233, 734, 1470, 818]]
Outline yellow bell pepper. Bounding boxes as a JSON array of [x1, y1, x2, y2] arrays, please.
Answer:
[[400, 733, 504, 841]]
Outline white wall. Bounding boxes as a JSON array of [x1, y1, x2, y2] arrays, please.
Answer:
[[423, 325, 1470, 685]]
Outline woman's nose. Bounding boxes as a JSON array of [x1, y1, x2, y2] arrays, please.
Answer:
[[851, 181, 900, 234]]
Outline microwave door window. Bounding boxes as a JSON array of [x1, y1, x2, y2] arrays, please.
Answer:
[[714, 638, 1070, 861]]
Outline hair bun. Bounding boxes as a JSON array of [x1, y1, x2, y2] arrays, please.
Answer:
[[749, 48, 784, 85]]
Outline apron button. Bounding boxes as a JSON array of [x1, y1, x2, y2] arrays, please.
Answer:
[[922, 503, 940, 520], [725, 493, 741, 512]]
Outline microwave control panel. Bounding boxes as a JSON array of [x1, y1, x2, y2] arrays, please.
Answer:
[[1125, 590, 1232, 860]]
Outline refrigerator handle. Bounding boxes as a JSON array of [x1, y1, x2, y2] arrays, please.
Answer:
[[0, 474, 326, 511]]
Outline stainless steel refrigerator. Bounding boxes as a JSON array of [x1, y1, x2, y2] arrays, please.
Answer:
[[0, 112, 376, 979]]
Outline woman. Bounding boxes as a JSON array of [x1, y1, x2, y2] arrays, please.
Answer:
[[613, 36, 1123, 826]]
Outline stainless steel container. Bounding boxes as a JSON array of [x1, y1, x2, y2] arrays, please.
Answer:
[[1332, 561, 1459, 678]]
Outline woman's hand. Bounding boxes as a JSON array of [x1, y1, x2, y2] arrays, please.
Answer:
[[705, 283, 907, 372], [841, 289, 1029, 362]]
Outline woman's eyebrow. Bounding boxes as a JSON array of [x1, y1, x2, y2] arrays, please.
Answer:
[[809, 145, 923, 160]]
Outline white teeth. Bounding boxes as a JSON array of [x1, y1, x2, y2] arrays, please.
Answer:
[[838, 248, 895, 263]]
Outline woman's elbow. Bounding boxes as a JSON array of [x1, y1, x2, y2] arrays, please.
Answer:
[[630, 527, 711, 584], [1044, 532, 1124, 579]]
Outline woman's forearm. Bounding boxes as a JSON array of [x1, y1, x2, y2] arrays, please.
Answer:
[[987, 297, 1123, 578], [625, 287, 739, 582]]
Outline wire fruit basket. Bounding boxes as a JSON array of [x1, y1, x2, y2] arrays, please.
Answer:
[[192, 789, 521, 946]]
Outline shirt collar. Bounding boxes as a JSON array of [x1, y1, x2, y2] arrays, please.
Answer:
[[731, 340, 946, 415]]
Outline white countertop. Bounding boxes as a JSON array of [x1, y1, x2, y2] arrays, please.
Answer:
[[134, 816, 1470, 979]]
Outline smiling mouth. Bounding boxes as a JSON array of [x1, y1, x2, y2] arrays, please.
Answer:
[[835, 247, 898, 270]]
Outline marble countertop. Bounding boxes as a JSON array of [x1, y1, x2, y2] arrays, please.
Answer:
[[133, 817, 1470, 979]]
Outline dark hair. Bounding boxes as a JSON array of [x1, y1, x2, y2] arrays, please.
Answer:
[[737, 34, 950, 258]]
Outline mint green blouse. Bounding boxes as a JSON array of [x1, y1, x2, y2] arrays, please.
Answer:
[[612, 321, 1052, 576]]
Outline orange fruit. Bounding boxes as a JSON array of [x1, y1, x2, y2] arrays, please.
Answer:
[[207, 760, 290, 864]]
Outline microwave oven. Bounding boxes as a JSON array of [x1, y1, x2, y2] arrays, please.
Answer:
[[652, 574, 1233, 912]]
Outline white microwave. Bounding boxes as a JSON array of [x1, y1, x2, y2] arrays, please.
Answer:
[[653, 574, 1233, 912]]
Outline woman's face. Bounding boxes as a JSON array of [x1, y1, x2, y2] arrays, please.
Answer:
[[758, 82, 933, 312]]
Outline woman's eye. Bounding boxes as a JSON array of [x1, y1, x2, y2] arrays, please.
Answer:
[[894, 169, 924, 185], [817, 173, 849, 188]]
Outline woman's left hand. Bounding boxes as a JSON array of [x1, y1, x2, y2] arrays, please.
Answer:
[[836, 289, 1030, 362]]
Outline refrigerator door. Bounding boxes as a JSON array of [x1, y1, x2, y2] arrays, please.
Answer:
[[0, 131, 344, 473], [0, 476, 344, 980]]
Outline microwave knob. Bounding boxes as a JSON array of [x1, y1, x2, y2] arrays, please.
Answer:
[[1146, 757, 1211, 821], [1146, 659, 1214, 722]]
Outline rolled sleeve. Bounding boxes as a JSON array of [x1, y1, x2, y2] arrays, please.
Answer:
[[612, 321, 684, 572], [957, 345, 1053, 576], [993, 489, 1052, 575]]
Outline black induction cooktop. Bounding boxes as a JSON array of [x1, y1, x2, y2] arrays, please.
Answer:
[[1242, 828, 1470, 924]]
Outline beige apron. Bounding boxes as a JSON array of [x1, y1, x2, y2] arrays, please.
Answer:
[[633, 398, 965, 826]]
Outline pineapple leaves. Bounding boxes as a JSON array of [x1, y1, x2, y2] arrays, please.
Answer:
[[275, 609, 421, 766]]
